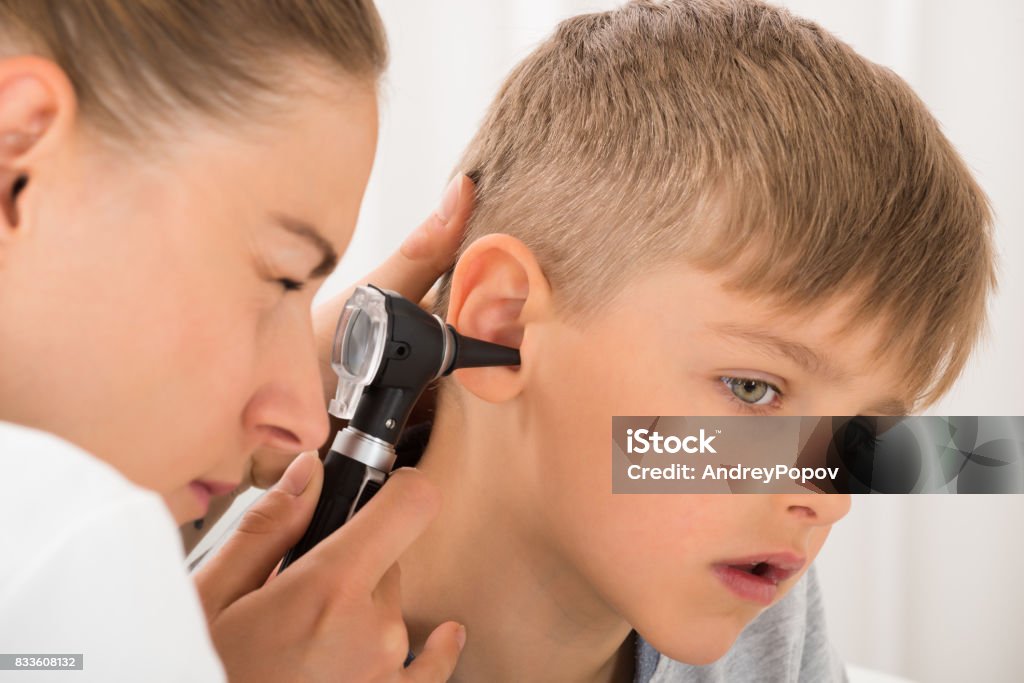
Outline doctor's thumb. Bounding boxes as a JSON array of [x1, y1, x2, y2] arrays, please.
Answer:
[[194, 452, 323, 617]]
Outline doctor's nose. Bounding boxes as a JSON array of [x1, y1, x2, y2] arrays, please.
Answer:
[[244, 331, 331, 456]]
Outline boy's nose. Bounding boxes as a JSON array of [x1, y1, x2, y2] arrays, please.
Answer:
[[775, 493, 851, 528]]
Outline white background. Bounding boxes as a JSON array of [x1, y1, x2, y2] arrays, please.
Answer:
[[315, 2, 1024, 681]]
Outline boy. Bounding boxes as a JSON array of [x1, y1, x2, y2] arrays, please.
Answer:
[[373, 0, 994, 681]]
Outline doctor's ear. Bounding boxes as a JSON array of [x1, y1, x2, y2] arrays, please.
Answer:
[[445, 233, 551, 403], [0, 56, 75, 236]]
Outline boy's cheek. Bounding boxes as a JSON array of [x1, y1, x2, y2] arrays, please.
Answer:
[[539, 457, 771, 661], [806, 524, 834, 561], [579, 520, 761, 666]]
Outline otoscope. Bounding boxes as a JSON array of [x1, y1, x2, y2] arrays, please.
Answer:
[[278, 284, 520, 571]]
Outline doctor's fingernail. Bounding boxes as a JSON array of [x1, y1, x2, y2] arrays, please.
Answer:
[[456, 624, 467, 651], [277, 451, 316, 496], [435, 176, 461, 225]]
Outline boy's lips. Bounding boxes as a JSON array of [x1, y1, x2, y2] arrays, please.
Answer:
[[711, 552, 806, 606]]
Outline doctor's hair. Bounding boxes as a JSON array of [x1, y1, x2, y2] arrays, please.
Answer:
[[433, 0, 996, 411], [0, 0, 387, 143]]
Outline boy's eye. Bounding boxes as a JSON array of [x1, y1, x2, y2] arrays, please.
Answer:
[[720, 377, 779, 406], [277, 277, 305, 293]]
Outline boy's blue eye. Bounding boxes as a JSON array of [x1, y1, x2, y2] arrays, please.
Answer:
[[720, 376, 780, 407], [277, 277, 305, 293]]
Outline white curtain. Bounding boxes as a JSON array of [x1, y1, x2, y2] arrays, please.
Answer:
[[316, 3, 1024, 681]]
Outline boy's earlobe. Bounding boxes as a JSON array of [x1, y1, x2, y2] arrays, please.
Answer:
[[446, 234, 549, 403]]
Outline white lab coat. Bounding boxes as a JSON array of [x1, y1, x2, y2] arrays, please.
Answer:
[[0, 422, 225, 682]]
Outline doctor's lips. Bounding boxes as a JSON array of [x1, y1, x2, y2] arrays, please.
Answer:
[[711, 551, 806, 606], [188, 479, 242, 512], [194, 480, 241, 496]]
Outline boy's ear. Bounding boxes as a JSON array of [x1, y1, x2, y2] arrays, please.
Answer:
[[446, 233, 550, 403], [0, 56, 76, 242]]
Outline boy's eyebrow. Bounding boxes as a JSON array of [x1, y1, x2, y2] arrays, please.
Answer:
[[270, 213, 339, 278], [712, 322, 850, 382], [712, 322, 910, 414]]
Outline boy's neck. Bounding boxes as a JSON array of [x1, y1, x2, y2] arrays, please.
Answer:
[[399, 400, 637, 683]]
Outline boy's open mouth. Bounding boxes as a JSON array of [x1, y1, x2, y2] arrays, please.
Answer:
[[726, 560, 799, 583], [712, 552, 806, 605]]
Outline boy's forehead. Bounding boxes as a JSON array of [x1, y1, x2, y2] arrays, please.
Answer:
[[615, 263, 913, 413]]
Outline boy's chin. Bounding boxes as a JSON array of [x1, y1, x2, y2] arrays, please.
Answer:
[[639, 620, 747, 666]]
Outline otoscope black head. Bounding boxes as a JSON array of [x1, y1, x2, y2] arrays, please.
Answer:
[[443, 328, 521, 374], [344, 286, 520, 445]]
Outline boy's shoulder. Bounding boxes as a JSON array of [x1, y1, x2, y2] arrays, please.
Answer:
[[636, 564, 847, 682]]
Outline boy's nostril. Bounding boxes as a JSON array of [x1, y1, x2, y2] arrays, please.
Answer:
[[788, 505, 816, 520]]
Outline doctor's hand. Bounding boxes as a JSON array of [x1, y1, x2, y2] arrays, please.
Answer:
[[248, 173, 475, 490], [195, 453, 464, 682]]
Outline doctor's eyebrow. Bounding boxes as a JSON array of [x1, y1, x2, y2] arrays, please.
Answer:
[[271, 213, 339, 278]]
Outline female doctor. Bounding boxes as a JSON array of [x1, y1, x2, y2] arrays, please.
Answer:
[[0, 1, 472, 680]]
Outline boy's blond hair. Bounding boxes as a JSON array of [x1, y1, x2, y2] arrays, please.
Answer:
[[434, 0, 996, 411]]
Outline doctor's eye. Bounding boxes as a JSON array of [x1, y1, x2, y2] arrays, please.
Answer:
[[719, 376, 782, 409], [277, 277, 306, 293]]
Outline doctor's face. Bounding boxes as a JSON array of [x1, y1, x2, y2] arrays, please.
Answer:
[[0, 66, 377, 523]]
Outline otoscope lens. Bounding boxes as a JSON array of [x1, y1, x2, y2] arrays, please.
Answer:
[[343, 309, 371, 377], [328, 285, 390, 419]]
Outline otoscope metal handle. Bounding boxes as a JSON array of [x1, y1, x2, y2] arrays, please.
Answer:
[[278, 449, 385, 572]]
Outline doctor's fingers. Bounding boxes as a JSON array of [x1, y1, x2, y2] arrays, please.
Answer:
[[372, 173, 475, 302], [372, 562, 403, 611], [195, 452, 324, 618], [312, 467, 441, 600], [401, 621, 465, 683]]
